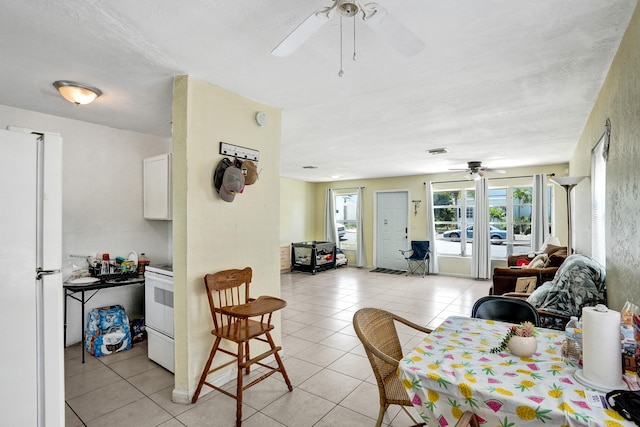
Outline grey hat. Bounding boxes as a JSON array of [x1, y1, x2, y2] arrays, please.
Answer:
[[219, 167, 245, 202]]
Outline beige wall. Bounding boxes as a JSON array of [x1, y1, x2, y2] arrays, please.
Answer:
[[570, 3, 640, 311], [171, 76, 281, 401], [279, 164, 568, 275], [279, 177, 316, 244]]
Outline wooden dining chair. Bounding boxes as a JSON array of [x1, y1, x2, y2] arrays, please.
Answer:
[[353, 308, 432, 427], [191, 267, 292, 427]]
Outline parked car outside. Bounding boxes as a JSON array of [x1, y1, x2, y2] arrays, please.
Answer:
[[442, 225, 507, 242], [336, 222, 346, 240]]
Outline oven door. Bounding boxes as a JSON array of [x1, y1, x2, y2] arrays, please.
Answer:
[[144, 270, 174, 337]]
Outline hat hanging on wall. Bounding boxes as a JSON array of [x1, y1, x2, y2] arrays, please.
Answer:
[[219, 167, 245, 202], [241, 160, 259, 185], [213, 158, 233, 193]]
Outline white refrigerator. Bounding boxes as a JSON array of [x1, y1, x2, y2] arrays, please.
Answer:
[[0, 128, 64, 426]]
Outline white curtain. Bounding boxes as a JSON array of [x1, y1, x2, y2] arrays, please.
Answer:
[[355, 187, 366, 267], [531, 173, 549, 251], [424, 181, 439, 274], [472, 178, 491, 278], [324, 188, 338, 243]]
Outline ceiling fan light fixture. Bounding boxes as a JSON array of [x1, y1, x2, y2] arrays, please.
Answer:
[[53, 80, 102, 105], [336, 0, 359, 17]]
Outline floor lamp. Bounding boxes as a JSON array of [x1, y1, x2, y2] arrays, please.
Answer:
[[550, 176, 586, 254]]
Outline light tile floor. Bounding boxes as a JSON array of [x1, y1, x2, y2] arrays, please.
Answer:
[[65, 267, 490, 426]]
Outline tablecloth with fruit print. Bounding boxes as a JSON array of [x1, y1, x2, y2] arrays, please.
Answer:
[[398, 316, 633, 427]]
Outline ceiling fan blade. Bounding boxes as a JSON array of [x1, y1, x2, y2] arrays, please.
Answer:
[[271, 8, 332, 57], [485, 168, 507, 174], [362, 3, 425, 57]]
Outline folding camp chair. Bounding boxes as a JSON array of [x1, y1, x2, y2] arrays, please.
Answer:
[[399, 241, 430, 277]]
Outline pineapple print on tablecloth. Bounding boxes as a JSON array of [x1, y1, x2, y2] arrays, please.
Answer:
[[547, 383, 563, 399], [486, 386, 514, 397], [428, 359, 442, 370], [427, 372, 452, 389], [401, 378, 421, 391], [447, 398, 465, 420], [603, 409, 629, 427], [458, 383, 478, 408], [547, 364, 564, 376], [425, 389, 439, 411], [515, 405, 552, 422], [515, 379, 536, 392], [463, 369, 477, 383], [557, 402, 590, 423]]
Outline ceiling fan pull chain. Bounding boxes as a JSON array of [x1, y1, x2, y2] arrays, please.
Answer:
[[338, 15, 345, 77], [353, 14, 357, 61]]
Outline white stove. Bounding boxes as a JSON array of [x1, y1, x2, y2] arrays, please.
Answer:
[[145, 264, 174, 372]]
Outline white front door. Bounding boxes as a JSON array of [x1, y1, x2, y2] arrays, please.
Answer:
[[375, 191, 409, 270]]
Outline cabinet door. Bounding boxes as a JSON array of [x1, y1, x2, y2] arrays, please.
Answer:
[[143, 153, 172, 220]]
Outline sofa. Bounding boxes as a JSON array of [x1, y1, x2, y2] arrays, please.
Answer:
[[490, 244, 568, 295]]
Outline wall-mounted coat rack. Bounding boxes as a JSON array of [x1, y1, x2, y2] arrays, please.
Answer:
[[219, 142, 260, 162]]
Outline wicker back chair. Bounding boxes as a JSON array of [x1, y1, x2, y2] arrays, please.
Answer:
[[191, 267, 292, 427], [353, 308, 479, 427]]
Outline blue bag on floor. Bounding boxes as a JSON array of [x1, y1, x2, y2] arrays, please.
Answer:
[[84, 304, 132, 357]]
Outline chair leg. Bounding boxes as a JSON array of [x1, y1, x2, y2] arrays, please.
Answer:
[[374, 404, 386, 427], [236, 342, 244, 427], [265, 331, 293, 391], [192, 337, 222, 403], [244, 341, 251, 375]]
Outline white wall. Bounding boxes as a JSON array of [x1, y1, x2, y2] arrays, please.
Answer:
[[0, 105, 172, 345]]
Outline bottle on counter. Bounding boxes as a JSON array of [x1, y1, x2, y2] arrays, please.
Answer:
[[138, 253, 150, 275], [564, 316, 582, 365], [100, 253, 110, 276]]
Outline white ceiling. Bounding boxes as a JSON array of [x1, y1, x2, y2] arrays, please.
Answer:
[[1, 0, 636, 182]]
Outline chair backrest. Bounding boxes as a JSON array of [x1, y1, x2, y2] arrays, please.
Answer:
[[410, 241, 430, 259], [353, 308, 403, 384], [203, 267, 252, 329], [471, 295, 541, 326]]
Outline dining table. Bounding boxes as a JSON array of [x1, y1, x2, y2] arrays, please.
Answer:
[[398, 316, 634, 427]]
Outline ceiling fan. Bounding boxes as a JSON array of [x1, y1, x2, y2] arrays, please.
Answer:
[[271, 0, 425, 58], [449, 161, 507, 180]]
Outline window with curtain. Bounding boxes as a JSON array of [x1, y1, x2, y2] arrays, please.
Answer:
[[433, 189, 475, 256], [592, 133, 607, 266], [433, 185, 551, 259], [334, 192, 358, 250]]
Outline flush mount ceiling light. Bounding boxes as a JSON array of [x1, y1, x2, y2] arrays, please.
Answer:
[[53, 80, 102, 105], [427, 148, 448, 155]]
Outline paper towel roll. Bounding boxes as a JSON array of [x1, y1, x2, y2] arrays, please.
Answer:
[[575, 305, 626, 391]]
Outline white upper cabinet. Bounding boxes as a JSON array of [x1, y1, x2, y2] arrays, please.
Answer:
[[143, 153, 172, 220]]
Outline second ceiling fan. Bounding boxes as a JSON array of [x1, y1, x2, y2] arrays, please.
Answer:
[[271, 0, 425, 59], [450, 161, 507, 180]]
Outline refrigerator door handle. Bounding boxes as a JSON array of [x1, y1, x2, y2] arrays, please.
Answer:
[[36, 268, 61, 280]]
